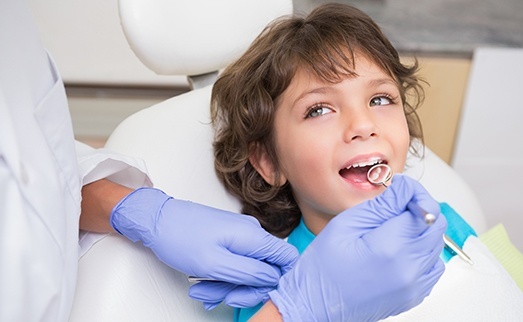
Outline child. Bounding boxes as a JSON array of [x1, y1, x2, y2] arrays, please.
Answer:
[[212, 2, 424, 239], [211, 3, 523, 321]]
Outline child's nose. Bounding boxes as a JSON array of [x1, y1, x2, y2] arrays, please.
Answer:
[[342, 108, 379, 142]]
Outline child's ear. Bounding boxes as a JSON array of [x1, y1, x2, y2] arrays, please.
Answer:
[[249, 143, 287, 186]]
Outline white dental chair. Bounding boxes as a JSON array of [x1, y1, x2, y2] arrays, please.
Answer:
[[70, 1, 487, 321]]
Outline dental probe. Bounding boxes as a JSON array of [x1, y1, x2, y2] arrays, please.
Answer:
[[443, 235, 474, 265], [367, 164, 474, 265]]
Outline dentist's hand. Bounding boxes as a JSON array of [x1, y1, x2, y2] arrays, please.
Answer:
[[268, 174, 447, 322], [110, 187, 299, 306]]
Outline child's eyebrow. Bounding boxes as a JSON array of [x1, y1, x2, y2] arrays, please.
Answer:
[[368, 78, 397, 88], [293, 86, 332, 106], [289, 78, 398, 109]]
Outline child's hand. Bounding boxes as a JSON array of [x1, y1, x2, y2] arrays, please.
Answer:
[[269, 174, 447, 322]]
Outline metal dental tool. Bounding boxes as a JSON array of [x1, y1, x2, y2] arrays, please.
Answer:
[[367, 164, 436, 225], [367, 164, 473, 265]]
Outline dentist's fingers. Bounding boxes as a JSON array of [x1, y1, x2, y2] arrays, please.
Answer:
[[189, 282, 273, 309], [331, 174, 441, 237]]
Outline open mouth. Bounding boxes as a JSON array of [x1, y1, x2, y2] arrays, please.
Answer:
[[339, 158, 386, 182]]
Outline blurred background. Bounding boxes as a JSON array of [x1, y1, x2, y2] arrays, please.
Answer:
[[27, 0, 523, 250]]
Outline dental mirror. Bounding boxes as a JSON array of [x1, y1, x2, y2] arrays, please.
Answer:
[[367, 163, 393, 187], [366, 163, 436, 225]]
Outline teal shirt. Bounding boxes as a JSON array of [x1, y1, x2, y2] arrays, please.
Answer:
[[234, 202, 477, 322]]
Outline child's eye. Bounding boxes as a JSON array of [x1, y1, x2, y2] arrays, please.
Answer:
[[370, 96, 393, 106], [305, 104, 333, 118]]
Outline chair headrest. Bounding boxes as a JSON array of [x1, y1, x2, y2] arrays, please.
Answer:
[[118, 0, 293, 76]]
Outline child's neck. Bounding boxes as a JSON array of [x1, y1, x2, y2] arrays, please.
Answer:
[[302, 214, 331, 236]]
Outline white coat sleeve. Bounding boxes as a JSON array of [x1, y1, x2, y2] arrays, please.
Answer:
[[75, 140, 153, 188], [76, 140, 154, 256]]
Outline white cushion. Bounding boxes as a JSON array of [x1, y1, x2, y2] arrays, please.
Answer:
[[404, 145, 487, 233], [119, 0, 293, 76], [384, 236, 523, 321], [71, 233, 233, 321]]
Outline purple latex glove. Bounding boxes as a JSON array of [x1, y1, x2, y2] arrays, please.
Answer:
[[269, 174, 447, 322], [189, 282, 276, 310], [110, 187, 298, 304]]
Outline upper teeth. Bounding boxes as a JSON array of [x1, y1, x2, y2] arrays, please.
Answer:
[[347, 158, 382, 169]]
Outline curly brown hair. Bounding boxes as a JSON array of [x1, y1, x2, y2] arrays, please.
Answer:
[[211, 3, 425, 238]]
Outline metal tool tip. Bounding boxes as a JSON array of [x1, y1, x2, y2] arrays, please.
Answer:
[[424, 213, 437, 225]]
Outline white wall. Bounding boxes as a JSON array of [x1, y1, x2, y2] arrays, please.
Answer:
[[453, 48, 523, 252], [27, 0, 187, 142], [27, 0, 185, 86]]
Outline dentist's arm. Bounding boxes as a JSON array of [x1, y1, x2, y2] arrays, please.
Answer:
[[80, 179, 130, 233], [81, 179, 298, 296]]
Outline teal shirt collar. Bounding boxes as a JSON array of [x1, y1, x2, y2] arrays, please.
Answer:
[[287, 218, 315, 254]]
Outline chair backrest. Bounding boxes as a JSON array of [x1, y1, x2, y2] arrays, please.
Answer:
[[71, 1, 292, 321], [71, 1, 487, 320], [118, 0, 293, 79]]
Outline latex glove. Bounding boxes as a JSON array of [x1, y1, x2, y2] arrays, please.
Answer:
[[110, 187, 298, 305], [269, 174, 447, 322], [190, 282, 275, 310]]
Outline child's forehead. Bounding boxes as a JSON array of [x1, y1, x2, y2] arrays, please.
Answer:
[[292, 52, 392, 85]]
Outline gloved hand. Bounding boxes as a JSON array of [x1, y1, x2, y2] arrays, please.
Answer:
[[110, 187, 299, 308], [189, 282, 275, 310], [269, 174, 447, 322]]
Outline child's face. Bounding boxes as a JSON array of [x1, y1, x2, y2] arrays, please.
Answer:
[[257, 55, 410, 234]]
